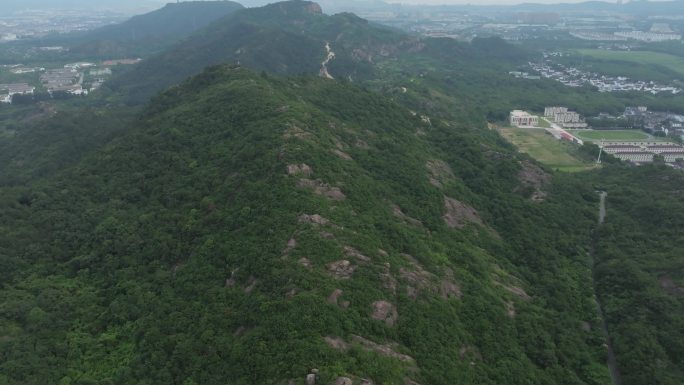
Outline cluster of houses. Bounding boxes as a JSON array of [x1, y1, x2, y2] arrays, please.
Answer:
[[0, 83, 35, 104], [40, 68, 86, 95], [601, 141, 684, 163], [528, 54, 681, 95], [624, 106, 684, 135]]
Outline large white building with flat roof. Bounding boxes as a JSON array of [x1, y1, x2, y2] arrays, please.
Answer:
[[510, 110, 539, 127]]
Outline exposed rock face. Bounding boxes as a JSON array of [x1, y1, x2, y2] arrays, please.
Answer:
[[283, 237, 297, 254], [443, 196, 483, 229], [381, 263, 397, 295], [505, 301, 516, 318], [283, 123, 311, 140], [371, 300, 398, 326], [440, 279, 461, 299], [328, 289, 344, 305], [287, 163, 313, 177], [306, 373, 316, 385], [325, 336, 349, 350], [517, 160, 550, 202], [658, 273, 683, 296], [332, 149, 353, 160], [426, 159, 455, 188], [399, 254, 434, 299], [335, 377, 352, 385], [360, 379, 374, 385], [503, 284, 531, 300], [298, 178, 346, 201], [352, 335, 414, 362], [328, 260, 356, 279], [299, 214, 329, 226], [225, 269, 238, 287], [299, 257, 312, 268], [391, 204, 423, 227], [344, 246, 371, 262], [244, 276, 257, 294]]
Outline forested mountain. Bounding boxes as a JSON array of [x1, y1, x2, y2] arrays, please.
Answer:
[[109, 0, 417, 101], [69, 1, 244, 59], [0, 1, 683, 385], [1, 64, 611, 385]]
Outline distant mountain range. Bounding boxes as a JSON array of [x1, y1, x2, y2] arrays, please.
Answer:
[[69, 1, 244, 58]]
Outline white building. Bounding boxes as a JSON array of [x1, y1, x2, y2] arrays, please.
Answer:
[[614, 31, 682, 42], [0, 83, 35, 104], [545, 106, 568, 117], [613, 152, 654, 163], [510, 110, 539, 127], [545, 106, 588, 128]]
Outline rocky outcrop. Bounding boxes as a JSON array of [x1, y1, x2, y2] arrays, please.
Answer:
[[381, 263, 397, 295], [328, 260, 356, 279], [443, 196, 482, 229], [517, 160, 550, 202], [299, 213, 330, 226], [335, 377, 352, 385], [332, 149, 353, 160], [426, 159, 455, 188], [299, 257, 312, 268], [283, 237, 297, 254], [399, 258, 434, 299], [287, 163, 313, 176], [344, 246, 371, 262], [391, 204, 423, 227], [371, 300, 398, 326], [327, 288, 344, 305], [325, 335, 414, 363], [505, 301, 516, 318], [298, 178, 346, 201]]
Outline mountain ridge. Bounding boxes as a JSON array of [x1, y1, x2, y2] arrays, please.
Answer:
[[0, 65, 607, 385]]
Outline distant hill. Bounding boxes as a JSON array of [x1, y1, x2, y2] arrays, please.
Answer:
[[70, 1, 244, 59], [108, 0, 529, 103]]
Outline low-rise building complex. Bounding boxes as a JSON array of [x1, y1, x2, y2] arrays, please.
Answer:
[[510, 110, 539, 127]]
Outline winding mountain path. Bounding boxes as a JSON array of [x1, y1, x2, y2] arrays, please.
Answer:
[[319, 42, 335, 79], [593, 191, 622, 385]]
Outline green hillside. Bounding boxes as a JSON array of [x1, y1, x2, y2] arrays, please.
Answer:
[[0, 65, 610, 385], [70, 1, 244, 58], [0, 1, 683, 384]]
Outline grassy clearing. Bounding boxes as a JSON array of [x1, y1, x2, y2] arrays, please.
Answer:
[[499, 127, 595, 171], [575, 49, 684, 77], [568, 130, 651, 141]]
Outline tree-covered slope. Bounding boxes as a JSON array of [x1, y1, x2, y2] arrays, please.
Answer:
[[69, 1, 244, 59], [590, 164, 684, 385], [0, 66, 609, 385]]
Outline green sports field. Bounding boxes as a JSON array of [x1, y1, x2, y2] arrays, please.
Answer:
[[568, 130, 651, 141], [499, 127, 596, 172], [575, 49, 684, 78]]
